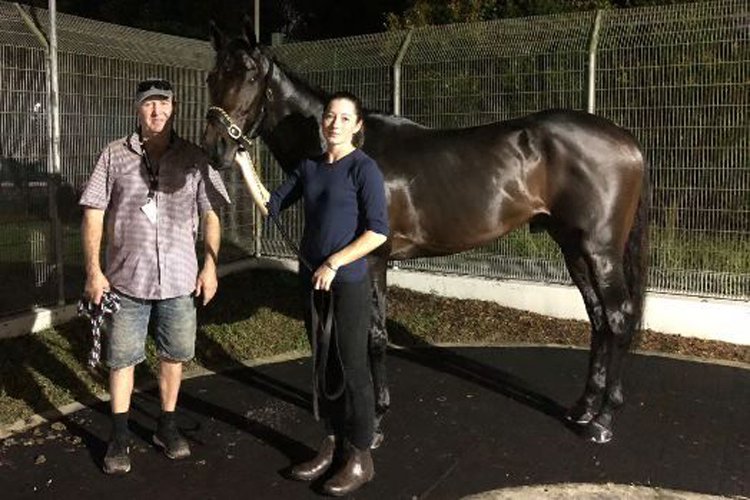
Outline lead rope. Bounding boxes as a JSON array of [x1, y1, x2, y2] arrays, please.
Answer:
[[77, 291, 121, 368], [234, 149, 345, 420]]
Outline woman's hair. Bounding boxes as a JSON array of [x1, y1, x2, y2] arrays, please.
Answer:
[[323, 91, 365, 147]]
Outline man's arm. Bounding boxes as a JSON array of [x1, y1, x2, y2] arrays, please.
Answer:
[[195, 210, 221, 305], [82, 208, 110, 304]]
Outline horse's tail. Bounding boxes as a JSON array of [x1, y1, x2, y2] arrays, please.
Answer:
[[623, 162, 650, 333]]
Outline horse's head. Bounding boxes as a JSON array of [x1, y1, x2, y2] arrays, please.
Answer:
[[202, 18, 273, 169]]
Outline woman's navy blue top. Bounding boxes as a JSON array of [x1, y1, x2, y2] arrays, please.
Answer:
[[267, 148, 389, 283]]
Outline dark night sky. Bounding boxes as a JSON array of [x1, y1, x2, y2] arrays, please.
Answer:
[[18, 1, 697, 43], [19, 0, 413, 42]]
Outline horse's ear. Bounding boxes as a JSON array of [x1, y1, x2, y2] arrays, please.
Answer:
[[242, 15, 258, 49], [209, 21, 227, 52]]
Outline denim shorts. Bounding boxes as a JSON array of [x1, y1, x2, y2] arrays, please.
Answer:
[[104, 292, 197, 369]]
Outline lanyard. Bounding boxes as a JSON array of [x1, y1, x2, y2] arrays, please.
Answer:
[[142, 146, 159, 199]]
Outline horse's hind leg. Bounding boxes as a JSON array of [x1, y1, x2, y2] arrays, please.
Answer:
[[549, 226, 609, 426], [582, 244, 636, 443], [367, 254, 389, 449]]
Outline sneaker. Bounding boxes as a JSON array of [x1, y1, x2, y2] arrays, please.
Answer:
[[103, 436, 131, 475], [153, 417, 191, 459]]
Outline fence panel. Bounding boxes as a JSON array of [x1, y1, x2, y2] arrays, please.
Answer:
[[259, 0, 748, 300], [596, 1, 749, 298], [395, 13, 594, 284], [1, 0, 747, 319], [0, 3, 227, 316]]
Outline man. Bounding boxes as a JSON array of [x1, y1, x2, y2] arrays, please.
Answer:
[[80, 78, 229, 474]]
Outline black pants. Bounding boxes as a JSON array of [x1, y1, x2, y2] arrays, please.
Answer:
[[303, 277, 374, 450]]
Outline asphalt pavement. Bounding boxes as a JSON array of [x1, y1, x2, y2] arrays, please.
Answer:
[[0, 346, 747, 499]]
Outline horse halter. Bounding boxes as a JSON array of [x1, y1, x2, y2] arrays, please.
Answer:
[[205, 58, 275, 155], [205, 105, 261, 152]]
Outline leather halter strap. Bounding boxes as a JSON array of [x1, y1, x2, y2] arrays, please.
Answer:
[[205, 106, 258, 152], [204, 58, 275, 153]]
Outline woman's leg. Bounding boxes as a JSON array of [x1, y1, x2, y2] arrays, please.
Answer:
[[331, 279, 374, 450]]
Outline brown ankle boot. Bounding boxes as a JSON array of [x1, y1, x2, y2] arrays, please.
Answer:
[[322, 443, 374, 496], [289, 435, 336, 481]]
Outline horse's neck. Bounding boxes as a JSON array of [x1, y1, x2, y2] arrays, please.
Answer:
[[262, 70, 326, 171], [268, 70, 324, 128]]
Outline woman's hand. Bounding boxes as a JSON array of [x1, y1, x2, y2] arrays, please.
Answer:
[[312, 261, 338, 291]]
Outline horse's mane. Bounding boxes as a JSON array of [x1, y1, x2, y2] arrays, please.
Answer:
[[265, 50, 328, 102], [263, 48, 422, 128]]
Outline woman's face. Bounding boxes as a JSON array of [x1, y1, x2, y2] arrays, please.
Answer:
[[322, 98, 362, 149]]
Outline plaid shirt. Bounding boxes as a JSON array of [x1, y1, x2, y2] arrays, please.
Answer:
[[80, 132, 230, 300]]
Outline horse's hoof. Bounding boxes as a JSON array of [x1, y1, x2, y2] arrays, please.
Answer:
[[370, 430, 384, 449], [566, 406, 596, 425], [585, 421, 613, 444]]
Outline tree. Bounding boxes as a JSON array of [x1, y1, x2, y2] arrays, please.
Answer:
[[386, 0, 712, 29]]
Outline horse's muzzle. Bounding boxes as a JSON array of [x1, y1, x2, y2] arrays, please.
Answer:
[[201, 127, 237, 170]]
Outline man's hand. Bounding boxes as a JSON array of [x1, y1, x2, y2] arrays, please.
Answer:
[[195, 267, 218, 306], [84, 270, 110, 305]]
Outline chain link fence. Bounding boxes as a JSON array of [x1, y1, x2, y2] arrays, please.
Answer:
[[0, 0, 747, 318]]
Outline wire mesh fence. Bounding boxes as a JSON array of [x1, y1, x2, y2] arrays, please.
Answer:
[[263, 0, 748, 300], [0, 3, 227, 315], [0, 0, 747, 318], [595, 1, 749, 297]]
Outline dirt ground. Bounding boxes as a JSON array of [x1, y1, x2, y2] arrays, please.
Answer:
[[386, 287, 749, 365]]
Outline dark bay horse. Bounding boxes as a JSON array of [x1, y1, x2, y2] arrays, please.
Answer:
[[202, 21, 649, 445]]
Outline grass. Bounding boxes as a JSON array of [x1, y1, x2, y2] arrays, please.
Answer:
[[0, 268, 308, 429], [1, 267, 748, 431]]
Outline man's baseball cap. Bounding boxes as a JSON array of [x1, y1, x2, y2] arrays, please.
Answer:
[[135, 78, 173, 103]]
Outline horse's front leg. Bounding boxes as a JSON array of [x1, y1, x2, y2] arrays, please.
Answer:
[[367, 254, 389, 449]]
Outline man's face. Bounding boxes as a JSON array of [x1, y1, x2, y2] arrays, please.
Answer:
[[137, 96, 174, 136]]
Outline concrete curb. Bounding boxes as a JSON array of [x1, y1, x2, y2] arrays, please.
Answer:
[[462, 482, 739, 499]]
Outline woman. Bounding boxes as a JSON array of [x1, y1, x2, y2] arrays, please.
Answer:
[[239, 91, 388, 496]]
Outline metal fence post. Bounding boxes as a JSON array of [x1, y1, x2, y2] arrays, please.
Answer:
[[392, 29, 413, 116], [253, 142, 262, 257], [48, 1, 64, 306], [587, 10, 603, 114], [15, 1, 65, 306]]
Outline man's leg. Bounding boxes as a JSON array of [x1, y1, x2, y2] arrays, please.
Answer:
[[158, 359, 182, 412], [151, 295, 196, 459], [110, 366, 135, 413], [103, 294, 150, 475]]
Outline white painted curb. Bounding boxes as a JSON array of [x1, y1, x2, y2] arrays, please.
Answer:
[[0, 304, 78, 339], [2, 257, 748, 346], [386, 267, 750, 346], [248, 257, 749, 346]]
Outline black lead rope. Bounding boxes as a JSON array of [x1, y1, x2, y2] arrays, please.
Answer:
[[206, 88, 346, 420], [269, 208, 345, 421], [309, 289, 346, 421]]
